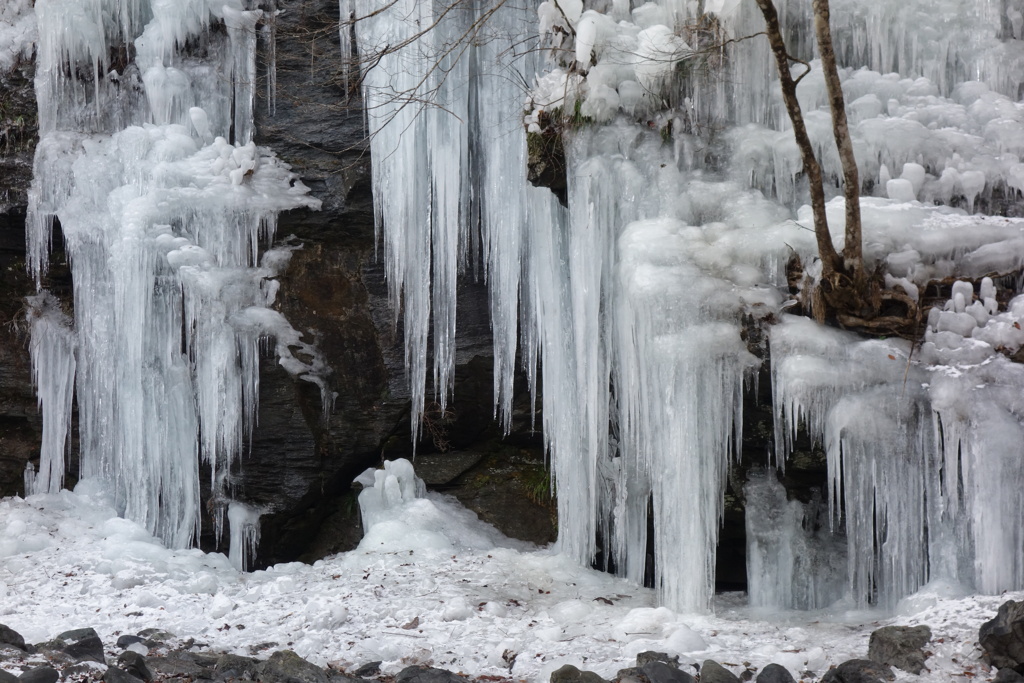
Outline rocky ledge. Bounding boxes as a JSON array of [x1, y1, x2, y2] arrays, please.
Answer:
[[0, 618, 960, 683]]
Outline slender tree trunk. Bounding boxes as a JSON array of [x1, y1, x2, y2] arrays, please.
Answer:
[[753, 0, 842, 278], [812, 0, 863, 280]]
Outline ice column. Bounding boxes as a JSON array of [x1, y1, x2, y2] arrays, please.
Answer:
[[227, 501, 263, 571], [25, 292, 77, 496], [27, 0, 322, 550]]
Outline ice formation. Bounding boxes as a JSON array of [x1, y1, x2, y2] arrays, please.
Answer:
[[349, 0, 1024, 613], [0, 0, 35, 72], [25, 0, 321, 551]]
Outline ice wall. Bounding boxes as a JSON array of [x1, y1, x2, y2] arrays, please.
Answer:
[[351, 0, 1024, 612], [27, 0, 322, 551]]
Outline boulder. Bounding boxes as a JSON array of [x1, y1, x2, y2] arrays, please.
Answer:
[[820, 659, 894, 683], [215, 654, 262, 680], [0, 627, 25, 652], [754, 664, 796, 683], [635, 653, 679, 669], [549, 664, 606, 683], [639, 662, 693, 683], [103, 668, 143, 683], [353, 662, 381, 678], [51, 628, 105, 664], [0, 669, 17, 683], [146, 653, 216, 679], [867, 625, 931, 674], [981, 600, 1024, 670], [700, 660, 739, 683], [115, 636, 145, 650], [395, 666, 470, 683], [17, 668, 58, 683], [117, 651, 153, 682], [258, 651, 332, 683], [996, 668, 1024, 683]]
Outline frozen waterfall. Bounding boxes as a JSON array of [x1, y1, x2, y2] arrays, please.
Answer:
[[349, 0, 1024, 612], [26, 0, 322, 550]]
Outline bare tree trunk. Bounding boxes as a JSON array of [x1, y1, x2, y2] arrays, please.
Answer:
[[753, 0, 842, 278], [812, 0, 863, 280]]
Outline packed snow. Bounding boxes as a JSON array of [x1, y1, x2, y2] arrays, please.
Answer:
[[0, 464, 1012, 682]]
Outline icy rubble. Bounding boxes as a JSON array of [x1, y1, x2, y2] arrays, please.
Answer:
[[350, 0, 1024, 616], [26, 0, 322, 551]]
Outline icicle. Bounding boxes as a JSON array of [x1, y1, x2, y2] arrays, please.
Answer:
[[262, 0, 277, 117], [339, 0, 354, 93], [223, 7, 263, 145], [26, 292, 77, 496], [227, 501, 262, 571]]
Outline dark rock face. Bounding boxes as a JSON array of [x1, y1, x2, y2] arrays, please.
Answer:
[[819, 660, 894, 683], [981, 600, 1024, 671], [867, 625, 931, 674], [216, 0, 552, 566], [0, 55, 41, 500]]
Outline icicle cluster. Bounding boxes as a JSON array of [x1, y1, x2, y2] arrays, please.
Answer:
[[26, 0, 321, 552], [352, 0, 1024, 612]]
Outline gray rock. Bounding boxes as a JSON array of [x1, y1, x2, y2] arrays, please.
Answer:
[[136, 629, 175, 646], [18, 668, 58, 683], [981, 600, 1024, 670], [146, 654, 216, 679], [549, 665, 606, 683], [258, 650, 330, 683], [0, 627, 25, 652], [612, 668, 645, 683], [54, 628, 104, 664], [867, 625, 931, 674], [352, 662, 381, 678], [996, 668, 1024, 683], [635, 653, 679, 669], [755, 664, 796, 683], [639, 662, 693, 683], [0, 670, 17, 683], [117, 651, 152, 681], [700, 660, 739, 683], [103, 668, 143, 683], [820, 660, 894, 683], [215, 654, 263, 681], [395, 666, 470, 683], [116, 636, 145, 650]]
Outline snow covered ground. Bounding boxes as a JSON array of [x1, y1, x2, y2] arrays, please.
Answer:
[[0, 467, 1011, 683]]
